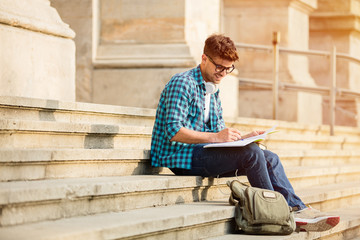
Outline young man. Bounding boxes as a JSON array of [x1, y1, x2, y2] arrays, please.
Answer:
[[150, 34, 339, 232]]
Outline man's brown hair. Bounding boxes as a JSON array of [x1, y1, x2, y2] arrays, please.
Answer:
[[203, 34, 239, 62]]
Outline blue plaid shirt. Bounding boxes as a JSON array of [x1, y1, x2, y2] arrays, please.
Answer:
[[151, 65, 226, 169]]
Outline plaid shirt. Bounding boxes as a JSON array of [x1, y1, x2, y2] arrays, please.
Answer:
[[150, 65, 226, 169]]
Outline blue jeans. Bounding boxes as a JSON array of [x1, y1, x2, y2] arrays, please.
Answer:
[[170, 143, 306, 210]]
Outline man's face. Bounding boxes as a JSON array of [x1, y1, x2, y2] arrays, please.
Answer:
[[201, 54, 235, 84]]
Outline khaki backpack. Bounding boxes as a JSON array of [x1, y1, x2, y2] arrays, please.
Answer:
[[227, 180, 296, 235]]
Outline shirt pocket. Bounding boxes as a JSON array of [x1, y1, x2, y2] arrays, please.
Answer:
[[188, 100, 203, 131], [189, 99, 198, 117]]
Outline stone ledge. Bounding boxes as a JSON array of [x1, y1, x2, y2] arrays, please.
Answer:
[[1, 148, 360, 181], [0, 119, 152, 135], [93, 58, 197, 68], [0, 175, 359, 207], [1, 202, 360, 240], [0, 96, 156, 117], [0, 175, 234, 205], [288, 164, 360, 179], [0, 148, 150, 162], [94, 43, 196, 68], [2, 148, 360, 163], [310, 14, 360, 32], [0, 202, 235, 240]]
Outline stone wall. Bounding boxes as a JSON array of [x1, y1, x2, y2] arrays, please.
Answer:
[[91, 0, 221, 109], [223, 0, 322, 125]]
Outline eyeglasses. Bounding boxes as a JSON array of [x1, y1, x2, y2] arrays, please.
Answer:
[[206, 55, 235, 74]]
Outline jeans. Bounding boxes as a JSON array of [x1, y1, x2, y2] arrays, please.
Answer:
[[170, 143, 306, 210]]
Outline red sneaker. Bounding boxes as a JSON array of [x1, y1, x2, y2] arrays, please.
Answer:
[[295, 206, 340, 232]]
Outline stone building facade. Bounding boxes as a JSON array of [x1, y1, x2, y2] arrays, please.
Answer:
[[1, 0, 360, 126], [309, 0, 360, 126]]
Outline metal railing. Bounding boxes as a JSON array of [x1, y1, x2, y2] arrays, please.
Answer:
[[235, 32, 360, 136]]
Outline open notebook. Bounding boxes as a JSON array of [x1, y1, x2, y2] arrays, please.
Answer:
[[203, 126, 277, 148]]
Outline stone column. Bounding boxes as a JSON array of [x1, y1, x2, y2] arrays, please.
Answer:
[[310, 0, 360, 127], [91, 0, 221, 109], [223, 0, 322, 125], [0, 0, 76, 101], [51, 0, 93, 103]]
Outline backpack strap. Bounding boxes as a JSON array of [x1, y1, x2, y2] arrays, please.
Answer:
[[227, 180, 249, 206], [227, 181, 237, 205]]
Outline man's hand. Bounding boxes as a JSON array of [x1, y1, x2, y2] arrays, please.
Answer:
[[241, 130, 265, 139], [215, 128, 242, 142]]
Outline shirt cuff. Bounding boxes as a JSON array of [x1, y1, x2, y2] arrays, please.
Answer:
[[166, 122, 183, 141]]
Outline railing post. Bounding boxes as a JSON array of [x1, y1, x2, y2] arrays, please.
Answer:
[[272, 32, 280, 120], [330, 46, 337, 136]]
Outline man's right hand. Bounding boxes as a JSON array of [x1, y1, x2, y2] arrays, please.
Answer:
[[215, 128, 242, 142]]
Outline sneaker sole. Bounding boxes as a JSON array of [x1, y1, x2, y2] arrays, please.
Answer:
[[296, 216, 340, 232]]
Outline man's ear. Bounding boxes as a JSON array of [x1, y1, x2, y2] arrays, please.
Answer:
[[201, 54, 207, 63]]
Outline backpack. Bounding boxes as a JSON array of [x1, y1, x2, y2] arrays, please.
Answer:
[[227, 180, 296, 235]]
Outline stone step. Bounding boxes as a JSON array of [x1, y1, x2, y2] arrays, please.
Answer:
[[228, 117, 360, 140], [1, 148, 360, 181], [277, 149, 360, 167], [263, 133, 360, 150], [206, 205, 360, 240], [2, 96, 360, 140], [0, 96, 156, 127], [0, 175, 237, 227], [0, 149, 161, 181], [295, 181, 360, 212], [0, 174, 359, 226], [1, 118, 359, 150], [287, 164, 360, 190], [0, 119, 152, 149], [0, 201, 359, 240]]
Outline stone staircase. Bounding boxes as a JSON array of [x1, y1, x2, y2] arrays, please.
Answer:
[[0, 96, 360, 240]]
